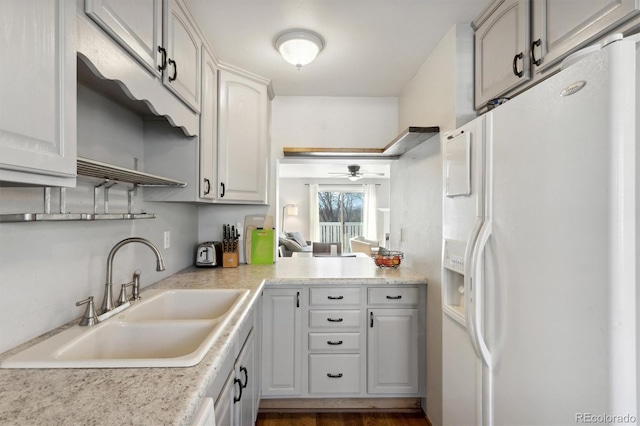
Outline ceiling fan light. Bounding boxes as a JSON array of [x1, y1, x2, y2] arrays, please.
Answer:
[[348, 175, 361, 181], [275, 30, 324, 69]]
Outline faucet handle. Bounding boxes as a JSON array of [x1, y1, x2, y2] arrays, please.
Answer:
[[116, 283, 133, 307], [132, 269, 142, 301], [76, 296, 98, 326]]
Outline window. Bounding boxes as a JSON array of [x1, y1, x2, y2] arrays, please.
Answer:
[[317, 188, 363, 252]]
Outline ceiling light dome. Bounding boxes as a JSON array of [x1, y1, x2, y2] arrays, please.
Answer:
[[275, 30, 324, 70]]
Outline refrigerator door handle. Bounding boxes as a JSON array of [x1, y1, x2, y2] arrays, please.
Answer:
[[471, 218, 493, 370], [464, 217, 484, 357]]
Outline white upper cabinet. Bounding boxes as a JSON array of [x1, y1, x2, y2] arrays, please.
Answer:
[[163, 0, 201, 113], [474, 0, 640, 109], [0, 0, 76, 187], [199, 47, 218, 200], [80, 0, 201, 127], [474, 0, 531, 110], [531, 0, 640, 72], [85, 0, 163, 77], [217, 70, 269, 204]]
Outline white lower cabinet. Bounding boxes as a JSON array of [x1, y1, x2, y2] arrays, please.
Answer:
[[215, 370, 235, 426], [367, 308, 419, 394], [234, 329, 256, 425], [261, 288, 302, 396], [209, 305, 260, 426], [261, 285, 424, 400]]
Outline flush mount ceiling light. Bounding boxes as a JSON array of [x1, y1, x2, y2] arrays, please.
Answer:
[[274, 30, 324, 70]]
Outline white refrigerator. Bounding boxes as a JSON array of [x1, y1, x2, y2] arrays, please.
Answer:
[[442, 36, 638, 425]]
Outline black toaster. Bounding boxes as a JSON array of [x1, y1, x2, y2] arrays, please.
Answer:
[[195, 241, 223, 267]]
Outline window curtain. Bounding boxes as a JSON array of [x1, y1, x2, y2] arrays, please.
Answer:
[[362, 184, 377, 241], [309, 183, 320, 242]]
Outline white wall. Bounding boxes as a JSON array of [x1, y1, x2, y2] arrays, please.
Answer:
[[270, 97, 398, 150], [392, 24, 474, 426], [0, 83, 199, 354]]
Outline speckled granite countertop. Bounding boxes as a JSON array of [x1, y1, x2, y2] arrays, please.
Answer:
[[0, 257, 427, 426]]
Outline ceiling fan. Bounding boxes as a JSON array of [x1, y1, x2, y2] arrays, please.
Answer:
[[328, 164, 385, 181]]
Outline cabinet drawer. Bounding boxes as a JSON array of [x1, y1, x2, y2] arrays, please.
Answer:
[[309, 310, 361, 328], [368, 287, 419, 305], [309, 287, 361, 306], [308, 333, 361, 352], [309, 354, 361, 394]]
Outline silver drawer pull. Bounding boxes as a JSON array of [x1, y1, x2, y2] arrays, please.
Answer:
[[327, 340, 343, 345], [327, 318, 343, 322], [327, 295, 344, 300], [386, 295, 402, 300], [327, 373, 343, 378]]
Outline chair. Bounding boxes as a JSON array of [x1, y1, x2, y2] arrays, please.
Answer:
[[278, 232, 312, 257], [349, 236, 380, 255], [312, 242, 342, 255]]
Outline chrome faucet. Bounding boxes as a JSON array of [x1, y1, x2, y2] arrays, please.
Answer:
[[99, 237, 166, 314]]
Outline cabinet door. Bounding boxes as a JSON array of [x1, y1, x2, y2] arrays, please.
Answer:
[[474, 0, 530, 110], [164, 0, 201, 112], [367, 308, 419, 394], [217, 70, 269, 204], [200, 47, 217, 200], [234, 329, 255, 426], [215, 370, 235, 426], [262, 289, 302, 396], [0, 0, 76, 187], [85, 0, 163, 77], [532, 0, 640, 72]]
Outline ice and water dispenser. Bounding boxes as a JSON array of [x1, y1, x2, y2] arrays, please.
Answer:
[[442, 239, 468, 326]]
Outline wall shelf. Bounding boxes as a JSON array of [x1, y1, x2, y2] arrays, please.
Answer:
[[282, 126, 440, 159], [0, 158, 185, 223], [76, 157, 187, 187]]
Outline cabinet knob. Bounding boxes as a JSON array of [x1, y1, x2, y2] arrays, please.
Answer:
[[220, 182, 226, 198], [327, 295, 344, 300], [326, 373, 343, 378], [327, 318, 343, 322], [203, 178, 211, 195]]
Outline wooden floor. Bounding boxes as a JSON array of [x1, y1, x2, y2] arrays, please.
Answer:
[[255, 412, 430, 426]]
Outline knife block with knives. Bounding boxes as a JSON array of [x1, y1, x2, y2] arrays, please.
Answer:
[[222, 223, 239, 268]]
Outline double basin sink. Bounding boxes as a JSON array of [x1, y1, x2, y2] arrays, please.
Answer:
[[1, 288, 249, 368]]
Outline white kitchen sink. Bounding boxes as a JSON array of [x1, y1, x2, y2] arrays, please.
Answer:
[[124, 288, 246, 321], [0, 288, 249, 368]]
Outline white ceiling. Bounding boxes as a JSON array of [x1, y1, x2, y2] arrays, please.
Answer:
[[185, 0, 489, 97]]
